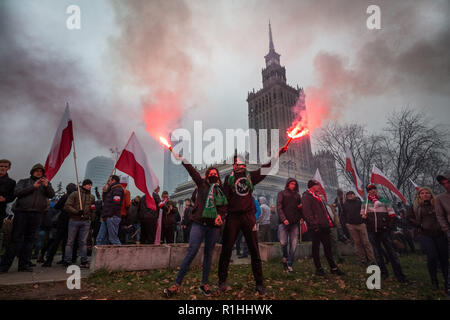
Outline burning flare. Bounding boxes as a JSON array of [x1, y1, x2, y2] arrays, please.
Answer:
[[159, 136, 173, 151], [284, 124, 310, 149]]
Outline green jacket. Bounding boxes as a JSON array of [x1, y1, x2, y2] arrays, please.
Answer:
[[64, 187, 95, 221]]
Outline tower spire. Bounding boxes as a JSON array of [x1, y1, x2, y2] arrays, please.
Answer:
[[269, 20, 275, 52]]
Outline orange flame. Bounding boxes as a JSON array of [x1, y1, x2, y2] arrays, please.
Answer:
[[159, 136, 172, 150], [287, 125, 310, 139]]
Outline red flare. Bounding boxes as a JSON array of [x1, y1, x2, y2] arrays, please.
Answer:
[[159, 136, 173, 151]]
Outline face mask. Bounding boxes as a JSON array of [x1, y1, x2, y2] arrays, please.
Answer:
[[208, 176, 219, 183]]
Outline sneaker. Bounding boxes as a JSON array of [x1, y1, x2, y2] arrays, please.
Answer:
[[315, 268, 326, 276], [287, 266, 294, 273], [163, 284, 180, 298], [80, 262, 90, 269], [255, 285, 266, 296], [219, 282, 231, 293], [199, 284, 211, 296], [330, 268, 345, 276]]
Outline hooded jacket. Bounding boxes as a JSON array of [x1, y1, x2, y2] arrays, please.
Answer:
[[13, 164, 55, 213], [276, 178, 303, 225], [64, 186, 96, 221], [102, 182, 124, 218], [0, 173, 16, 218], [182, 162, 227, 228], [257, 197, 271, 225], [302, 189, 334, 230]]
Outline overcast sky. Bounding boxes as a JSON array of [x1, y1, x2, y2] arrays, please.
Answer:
[[1, 0, 449, 195]]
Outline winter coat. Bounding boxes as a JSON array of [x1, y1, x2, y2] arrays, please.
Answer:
[[161, 203, 180, 229], [276, 178, 303, 225], [361, 198, 395, 233], [407, 202, 444, 237], [181, 205, 193, 227], [257, 197, 271, 226], [64, 187, 96, 221], [302, 189, 334, 231], [102, 182, 124, 218], [138, 193, 161, 220], [342, 198, 363, 225], [0, 173, 16, 218], [126, 201, 140, 225], [435, 191, 450, 233], [182, 162, 227, 227], [13, 164, 55, 213]]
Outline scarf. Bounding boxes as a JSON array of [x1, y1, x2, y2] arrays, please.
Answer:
[[202, 183, 228, 219], [228, 169, 254, 193]]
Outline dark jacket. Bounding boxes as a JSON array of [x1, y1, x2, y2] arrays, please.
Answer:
[[181, 205, 193, 227], [0, 173, 16, 218], [182, 162, 227, 227], [13, 164, 55, 213], [276, 178, 303, 225], [102, 182, 124, 218], [64, 187, 95, 221], [361, 198, 395, 233], [161, 202, 180, 228], [407, 202, 444, 237], [222, 161, 272, 216], [127, 200, 140, 225], [302, 190, 334, 231], [54, 183, 77, 229], [342, 198, 363, 225], [138, 192, 161, 220]]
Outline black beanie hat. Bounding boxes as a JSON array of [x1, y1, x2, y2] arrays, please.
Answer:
[[307, 180, 319, 189], [82, 179, 93, 186]]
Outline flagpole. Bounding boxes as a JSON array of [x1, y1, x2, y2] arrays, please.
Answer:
[[69, 102, 83, 211]]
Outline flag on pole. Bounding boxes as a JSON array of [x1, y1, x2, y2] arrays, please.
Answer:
[[44, 104, 74, 181], [313, 168, 327, 202], [409, 178, 420, 191], [115, 132, 159, 211], [345, 147, 364, 198], [370, 164, 406, 204]]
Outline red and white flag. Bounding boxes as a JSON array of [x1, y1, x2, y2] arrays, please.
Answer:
[[115, 132, 159, 211], [409, 178, 420, 191], [370, 164, 406, 204], [44, 104, 74, 181], [313, 168, 327, 202], [345, 148, 364, 198]]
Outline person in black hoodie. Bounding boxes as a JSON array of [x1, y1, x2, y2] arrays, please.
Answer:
[[0, 159, 16, 231], [164, 152, 227, 297], [302, 179, 344, 277], [218, 147, 287, 296], [1, 163, 55, 272], [43, 183, 78, 267], [341, 191, 375, 265], [407, 187, 448, 291], [181, 199, 193, 243], [276, 178, 302, 272]]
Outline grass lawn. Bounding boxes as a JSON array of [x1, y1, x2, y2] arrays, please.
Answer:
[[0, 252, 447, 300]]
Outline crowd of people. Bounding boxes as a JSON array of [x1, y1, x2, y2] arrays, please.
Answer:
[[0, 157, 448, 298]]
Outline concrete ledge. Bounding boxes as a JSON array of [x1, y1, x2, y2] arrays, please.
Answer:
[[91, 243, 223, 272]]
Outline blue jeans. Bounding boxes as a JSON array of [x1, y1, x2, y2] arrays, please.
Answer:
[[279, 223, 299, 267], [65, 219, 90, 264], [418, 233, 448, 285], [175, 222, 220, 285], [96, 216, 122, 245]]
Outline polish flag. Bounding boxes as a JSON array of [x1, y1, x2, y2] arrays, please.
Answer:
[[370, 165, 406, 204], [409, 178, 420, 191], [313, 168, 327, 202], [44, 104, 74, 181], [115, 132, 159, 211], [345, 148, 364, 198]]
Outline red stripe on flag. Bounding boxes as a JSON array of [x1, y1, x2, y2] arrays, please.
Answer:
[[115, 149, 156, 211], [44, 121, 73, 181], [371, 172, 406, 204]]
